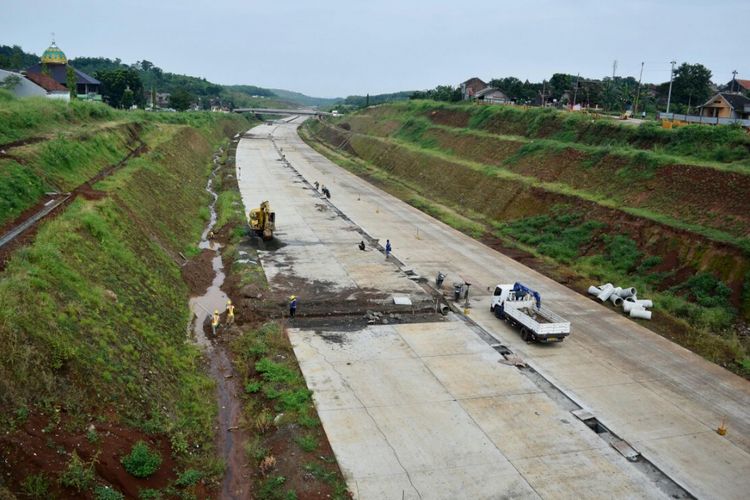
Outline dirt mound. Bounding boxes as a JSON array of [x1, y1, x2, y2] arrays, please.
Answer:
[[182, 249, 217, 296]]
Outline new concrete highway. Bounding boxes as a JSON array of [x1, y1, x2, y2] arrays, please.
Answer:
[[236, 117, 750, 499]]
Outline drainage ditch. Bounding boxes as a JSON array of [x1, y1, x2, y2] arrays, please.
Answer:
[[188, 147, 248, 500]]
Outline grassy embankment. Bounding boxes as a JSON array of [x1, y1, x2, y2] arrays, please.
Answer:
[[301, 101, 750, 377], [209, 144, 349, 498], [0, 93, 252, 498]]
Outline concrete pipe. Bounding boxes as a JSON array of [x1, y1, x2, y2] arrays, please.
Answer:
[[623, 300, 637, 313], [597, 285, 615, 302], [612, 287, 623, 297], [630, 307, 652, 320], [599, 283, 613, 291], [619, 287, 637, 298], [587, 286, 601, 296], [609, 294, 624, 307], [439, 304, 450, 316], [635, 299, 653, 308]]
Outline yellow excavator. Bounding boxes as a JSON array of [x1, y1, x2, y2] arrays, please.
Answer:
[[248, 200, 275, 240]]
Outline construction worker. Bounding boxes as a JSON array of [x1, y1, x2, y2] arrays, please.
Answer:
[[314, 181, 320, 190], [358, 240, 366, 251], [385, 239, 392, 259], [289, 295, 297, 319], [211, 309, 220, 336], [226, 299, 235, 326]]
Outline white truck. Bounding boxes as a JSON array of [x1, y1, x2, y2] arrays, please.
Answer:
[[490, 282, 570, 343]]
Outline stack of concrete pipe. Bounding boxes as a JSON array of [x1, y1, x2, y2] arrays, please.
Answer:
[[587, 283, 652, 320]]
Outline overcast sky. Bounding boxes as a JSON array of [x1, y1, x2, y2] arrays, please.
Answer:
[[2, 0, 748, 97]]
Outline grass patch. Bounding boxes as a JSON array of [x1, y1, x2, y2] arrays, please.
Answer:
[[294, 434, 318, 453], [21, 473, 50, 499], [408, 196, 485, 237]]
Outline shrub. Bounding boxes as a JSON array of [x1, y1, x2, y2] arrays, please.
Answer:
[[95, 485, 125, 500], [21, 473, 49, 499], [671, 272, 733, 309], [245, 436, 269, 463], [175, 469, 202, 487], [121, 441, 162, 478], [245, 380, 262, 393], [59, 451, 95, 491], [253, 409, 274, 433]]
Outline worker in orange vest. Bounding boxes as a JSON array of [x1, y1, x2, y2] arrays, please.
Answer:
[[211, 309, 220, 336], [226, 299, 235, 325]]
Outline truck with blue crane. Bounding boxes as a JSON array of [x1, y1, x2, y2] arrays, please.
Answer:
[[490, 282, 570, 343]]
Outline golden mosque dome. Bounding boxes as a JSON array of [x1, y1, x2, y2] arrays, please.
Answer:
[[41, 41, 67, 65]]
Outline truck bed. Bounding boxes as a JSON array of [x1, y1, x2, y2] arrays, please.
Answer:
[[504, 300, 570, 336]]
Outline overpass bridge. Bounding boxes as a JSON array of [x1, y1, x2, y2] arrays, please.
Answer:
[[233, 107, 329, 116]]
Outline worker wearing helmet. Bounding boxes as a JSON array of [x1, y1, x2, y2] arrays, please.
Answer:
[[226, 299, 235, 326], [289, 295, 297, 319], [211, 309, 220, 336]]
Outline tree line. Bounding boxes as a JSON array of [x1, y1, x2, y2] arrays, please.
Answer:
[[0, 44, 278, 111], [411, 63, 735, 114]]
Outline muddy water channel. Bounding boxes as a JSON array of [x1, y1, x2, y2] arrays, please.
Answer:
[[188, 150, 249, 499]]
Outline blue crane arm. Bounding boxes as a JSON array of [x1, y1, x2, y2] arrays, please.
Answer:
[[513, 282, 541, 308]]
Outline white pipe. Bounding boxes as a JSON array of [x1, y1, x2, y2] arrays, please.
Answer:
[[619, 287, 636, 298], [612, 287, 623, 297], [623, 301, 637, 313], [635, 299, 653, 308], [597, 286, 615, 302], [630, 307, 652, 320], [599, 283, 613, 291], [588, 286, 601, 296], [609, 294, 623, 306]]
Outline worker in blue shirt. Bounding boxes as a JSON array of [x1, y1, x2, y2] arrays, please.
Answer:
[[289, 295, 297, 319], [385, 240, 392, 259]]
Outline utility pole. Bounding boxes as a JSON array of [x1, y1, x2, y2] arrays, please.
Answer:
[[541, 80, 546, 107], [731, 69, 738, 92], [573, 73, 580, 107], [633, 62, 644, 115], [666, 60, 677, 114]]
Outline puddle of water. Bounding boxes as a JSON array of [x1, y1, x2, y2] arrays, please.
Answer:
[[187, 151, 248, 499]]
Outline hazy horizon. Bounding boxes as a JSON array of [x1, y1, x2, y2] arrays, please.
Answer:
[[2, 0, 748, 98]]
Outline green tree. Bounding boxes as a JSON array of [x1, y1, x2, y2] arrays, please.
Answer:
[[169, 88, 193, 111], [672, 63, 712, 106], [94, 68, 144, 108], [122, 86, 134, 109], [1, 73, 21, 90], [489, 77, 524, 101], [549, 73, 574, 101], [66, 65, 77, 99]]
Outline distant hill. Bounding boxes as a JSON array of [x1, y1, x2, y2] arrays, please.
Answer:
[[269, 88, 342, 108], [342, 91, 414, 107]]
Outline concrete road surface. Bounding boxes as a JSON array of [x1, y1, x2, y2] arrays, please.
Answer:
[[236, 118, 750, 499]]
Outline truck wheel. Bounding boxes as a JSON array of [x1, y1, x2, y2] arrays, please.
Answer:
[[520, 327, 530, 342], [490, 304, 495, 312]]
